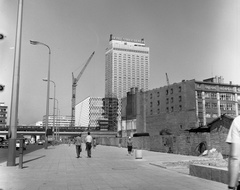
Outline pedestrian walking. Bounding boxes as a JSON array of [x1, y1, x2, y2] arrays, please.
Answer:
[[127, 136, 133, 156], [75, 134, 82, 158], [85, 132, 93, 158], [93, 137, 97, 149], [226, 115, 240, 190], [118, 138, 122, 148], [68, 138, 71, 146]]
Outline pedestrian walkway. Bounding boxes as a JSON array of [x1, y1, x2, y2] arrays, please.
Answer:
[[0, 144, 226, 190]]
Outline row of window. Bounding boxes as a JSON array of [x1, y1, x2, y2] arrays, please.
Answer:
[[198, 102, 237, 111], [166, 96, 182, 104], [150, 100, 161, 107], [113, 48, 149, 54], [149, 96, 182, 108], [197, 92, 236, 101], [149, 105, 183, 115], [166, 87, 182, 95], [149, 87, 182, 99]]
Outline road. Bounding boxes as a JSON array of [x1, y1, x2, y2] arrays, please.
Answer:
[[0, 143, 45, 164]]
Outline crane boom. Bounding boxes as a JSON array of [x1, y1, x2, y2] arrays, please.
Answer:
[[76, 51, 95, 83], [165, 73, 170, 86], [70, 51, 95, 127]]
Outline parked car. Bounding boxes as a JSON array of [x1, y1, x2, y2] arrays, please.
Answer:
[[37, 140, 45, 145], [16, 140, 26, 150], [0, 140, 8, 148]]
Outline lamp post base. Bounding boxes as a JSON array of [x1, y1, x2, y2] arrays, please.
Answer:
[[7, 139, 17, 166]]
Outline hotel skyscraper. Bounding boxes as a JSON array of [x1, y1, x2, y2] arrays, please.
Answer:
[[104, 34, 150, 132], [105, 34, 150, 99]]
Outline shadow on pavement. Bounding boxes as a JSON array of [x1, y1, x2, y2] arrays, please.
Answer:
[[16, 155, 46, 166]]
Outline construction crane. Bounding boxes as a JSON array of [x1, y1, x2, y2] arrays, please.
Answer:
[[165, 73, 170, 86], [70, 51, 95, 127]]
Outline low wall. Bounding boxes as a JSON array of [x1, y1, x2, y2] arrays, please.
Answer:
[[97, 132, 229, 156], [189, 164, 228, 184]]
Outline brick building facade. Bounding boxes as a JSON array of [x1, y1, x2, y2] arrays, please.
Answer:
[[121, 76, 240, 136]]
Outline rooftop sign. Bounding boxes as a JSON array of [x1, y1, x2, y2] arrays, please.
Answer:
[[109, 34, 144, 44]]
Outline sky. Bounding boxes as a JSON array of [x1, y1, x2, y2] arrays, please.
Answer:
[[0, 0, 239, 125]]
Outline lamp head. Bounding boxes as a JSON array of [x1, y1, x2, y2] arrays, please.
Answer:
[[30, 40, 39, 45], [42, 78, 48, 82]]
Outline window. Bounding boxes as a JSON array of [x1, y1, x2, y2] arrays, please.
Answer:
[[166, 98, 169, 104], [220, 103, 227, 110], [171, 88, 173, 94], [211, 93, 217, 99], [150, 102, 153, 107], [171, 97, 174, 103], [212, 103, 217, 109], [166, 107, 169, 113], [226, 94, 235, 101], [179, 96, 182, 102], [166, 90, 168, 95], [205, 102, 211, 109], [198, 101, 202, 108], [150, 93, 152, 99], [171, 106, 174, 112], [179, 86, 182, 92], [179, 105, 182, 111], [157, 92, 160, 97], [227, 103, 234, 110], [197, 92, 202, 98], [157, 100, 160, 106], [205, 92, 211, 99], [220, 93, 226, 100], [150, 110, 153, 115]]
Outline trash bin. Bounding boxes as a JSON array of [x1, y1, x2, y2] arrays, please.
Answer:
[[135, 149, 142, 159]]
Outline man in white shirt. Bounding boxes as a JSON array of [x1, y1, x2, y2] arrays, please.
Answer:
[[226, 116, 240, 190], [85, 132, 93, 158]]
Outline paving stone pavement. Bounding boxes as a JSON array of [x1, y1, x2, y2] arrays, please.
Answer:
[[0, 144, 227, 190]]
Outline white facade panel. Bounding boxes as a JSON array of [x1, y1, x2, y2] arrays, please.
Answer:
[[75, 97, 104, 127]]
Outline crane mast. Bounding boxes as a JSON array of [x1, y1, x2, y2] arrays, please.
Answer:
[[70, 51, 95, 127]]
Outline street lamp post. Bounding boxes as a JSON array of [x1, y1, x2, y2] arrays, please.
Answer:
[[30, 40, 51, 149], [56, 108, 60, 140], [43, 79, 56, 142], [7, 0, 24, 166], [49, 97, 58, 141], [55, 99, 59, 140]]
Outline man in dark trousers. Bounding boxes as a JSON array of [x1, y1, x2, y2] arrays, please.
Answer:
[[75, 134, 82, 158], [226, 116, 240, 190], [85, 132, 93, 158]]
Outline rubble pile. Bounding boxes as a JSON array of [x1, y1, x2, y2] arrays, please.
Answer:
[[162, 148, 228, 168], [199, 148, 228, 167]]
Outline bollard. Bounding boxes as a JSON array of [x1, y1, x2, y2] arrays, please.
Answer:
[[135, 149, 143, 159], [19, 138, 24, 169]]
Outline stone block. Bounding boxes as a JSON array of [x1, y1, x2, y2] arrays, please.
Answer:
[[190, 164, 228, 184]]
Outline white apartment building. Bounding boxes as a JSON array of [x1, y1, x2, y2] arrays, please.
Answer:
[[105, 34, 150, 99], [75, 97, 104, 128], [43, 115, 72, 127]]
